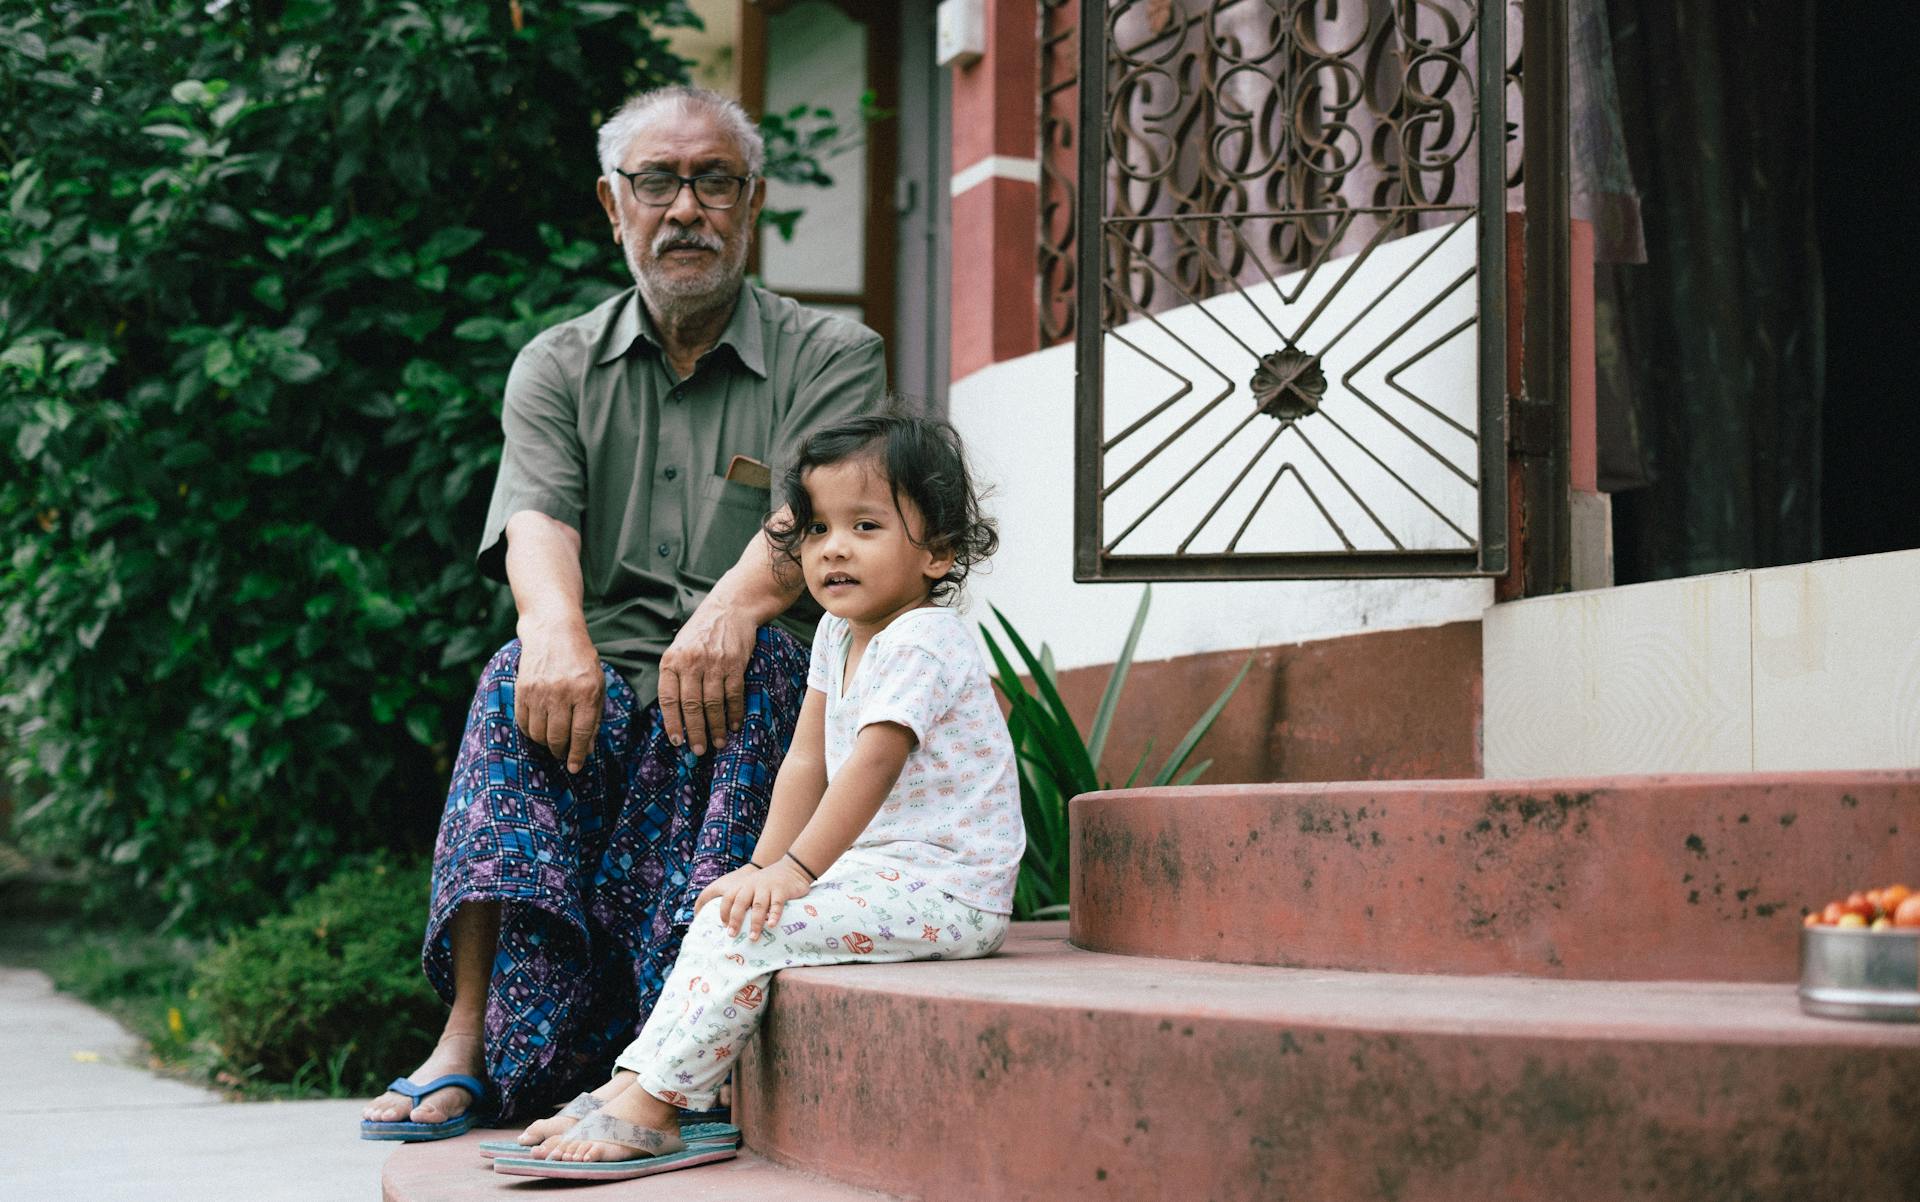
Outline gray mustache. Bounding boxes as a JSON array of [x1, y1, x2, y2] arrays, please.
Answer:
[[653, 230, 724, 255]]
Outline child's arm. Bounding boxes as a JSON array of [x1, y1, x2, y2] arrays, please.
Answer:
[[693, 688, 830, 915], [718, 719, 915, 939], [745, 688, 830, 865]]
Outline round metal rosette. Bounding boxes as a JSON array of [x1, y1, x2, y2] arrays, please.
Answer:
[[1249, 347, 1327, 422], [1798, 924, 1920, 1021]]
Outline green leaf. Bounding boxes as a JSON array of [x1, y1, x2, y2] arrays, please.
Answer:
[[990, 606, 1097, 792], [246, 450, 313, 476], [1171, 759, 1213, 787], [452, 317, 502, 341], [202, 340, 235, 379], [16, 423, 50, 459], [0, 28, 49, 60], [417, 226, 482, 265], [1151, 655, 1253, 787], [141, 123, 196, 144], [270, 351, 323, 384], [1087, 585, 1150, 767], [0, 342, 46, 374]]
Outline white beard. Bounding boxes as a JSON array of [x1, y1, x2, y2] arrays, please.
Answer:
[[628, 225, 751, 322]]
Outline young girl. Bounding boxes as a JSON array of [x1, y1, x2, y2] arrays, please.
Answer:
[[491, 412, 1021, 1180]]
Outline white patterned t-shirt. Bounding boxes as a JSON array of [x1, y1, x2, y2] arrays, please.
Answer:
[[806, 606, 1024, 914]]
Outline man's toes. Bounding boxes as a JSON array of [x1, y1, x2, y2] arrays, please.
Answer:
[[365, 1094, 406, 1122], [409, 1087, 469, 1125]]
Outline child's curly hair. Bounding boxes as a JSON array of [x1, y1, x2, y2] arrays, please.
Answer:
[[766, 412, 998, 603]]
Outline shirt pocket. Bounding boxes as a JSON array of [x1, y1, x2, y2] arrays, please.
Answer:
[[687, 475, 772, 581]]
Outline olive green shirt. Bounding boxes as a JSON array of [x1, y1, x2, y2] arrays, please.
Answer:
[[477, 282, 887, 703]]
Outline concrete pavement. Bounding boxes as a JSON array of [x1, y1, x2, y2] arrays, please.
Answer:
[[0, 965, 392, 1201]]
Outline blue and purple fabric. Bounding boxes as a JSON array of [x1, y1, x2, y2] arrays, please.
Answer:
[[423, 626, 808, 1122]]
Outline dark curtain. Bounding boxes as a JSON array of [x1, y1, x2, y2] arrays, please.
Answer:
[[1601, 0, 1823, 581]]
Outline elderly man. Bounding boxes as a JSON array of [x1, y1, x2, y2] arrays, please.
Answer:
[[361, 85, 885, 1135]]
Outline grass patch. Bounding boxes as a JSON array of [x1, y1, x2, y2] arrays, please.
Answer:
[[0, 916, 221, 1085], [0, 851, 441, 1100]]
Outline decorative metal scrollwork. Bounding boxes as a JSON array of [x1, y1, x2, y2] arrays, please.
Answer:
[[1073, 0, 1509, 580]]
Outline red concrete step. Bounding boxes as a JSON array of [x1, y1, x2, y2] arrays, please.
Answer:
[[737, 925, 1918, 1202], [1072, 771, 1920, 981], [382, 1130, 901, 1202]]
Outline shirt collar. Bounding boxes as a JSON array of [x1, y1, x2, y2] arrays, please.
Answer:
[[593, 283, 768, 379]]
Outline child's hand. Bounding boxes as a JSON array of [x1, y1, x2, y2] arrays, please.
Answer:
[[719, 858, 813, 941], [693, 863, 761, 915]]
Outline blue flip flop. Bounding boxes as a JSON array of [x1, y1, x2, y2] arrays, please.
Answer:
[[360, 1073, 491, 1142]]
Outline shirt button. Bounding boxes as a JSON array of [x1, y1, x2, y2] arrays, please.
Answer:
[[657, 543, 671, 558], [664, 467, 678, 481]]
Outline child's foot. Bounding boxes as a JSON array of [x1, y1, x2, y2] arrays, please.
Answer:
[[542, 1081, 683, 1163], [362, 1031, 485, 1125], [515, 1070, 638, 1149]]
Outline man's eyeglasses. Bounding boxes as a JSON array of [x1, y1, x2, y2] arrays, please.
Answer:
[[613, 170, 754, 210]]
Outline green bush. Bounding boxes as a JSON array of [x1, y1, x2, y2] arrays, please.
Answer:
[[194, 854, 439, 1093], [0, 1, 700, 929]]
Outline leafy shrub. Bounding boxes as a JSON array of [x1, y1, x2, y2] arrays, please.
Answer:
[[193, 854, 438, 1093], [984, 587, 1250, 920], [0, 1, 705, 929]]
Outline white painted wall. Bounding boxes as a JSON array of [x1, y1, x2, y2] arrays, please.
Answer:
[[1483, 548, 1920, 776], [948, 340, 1493, 671]]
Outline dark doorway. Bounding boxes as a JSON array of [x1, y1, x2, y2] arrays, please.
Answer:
[[1603, 1, 1915, 584], [1815, 6, 1918, 561]]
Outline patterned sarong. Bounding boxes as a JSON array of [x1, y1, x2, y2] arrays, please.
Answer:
[[423, 626, 808, 1121]]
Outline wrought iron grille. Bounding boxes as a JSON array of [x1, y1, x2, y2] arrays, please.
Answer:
[[1072, 0, 1509, 581]]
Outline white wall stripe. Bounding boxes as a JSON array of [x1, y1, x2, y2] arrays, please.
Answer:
[[949, 154, 1040, 197]]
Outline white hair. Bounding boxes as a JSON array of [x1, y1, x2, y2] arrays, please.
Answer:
[[596, 86, 766, 178]]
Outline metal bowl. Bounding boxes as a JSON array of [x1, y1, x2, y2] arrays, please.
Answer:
[[1799, 925, 1920, 1021]]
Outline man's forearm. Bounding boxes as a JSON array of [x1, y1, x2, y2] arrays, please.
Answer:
[[504, 511, 589, 635], [700, 510, 805, 629]]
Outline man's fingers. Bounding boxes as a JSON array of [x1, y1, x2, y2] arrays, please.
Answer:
[[681, 670, 712, 755], [702, 674, 728, 753], [543, 704, 575, 765], [566, 702, 598, 774], [659, 671, 685, 747], [724, 669, 746, 736], [524, 697, 548, 752]]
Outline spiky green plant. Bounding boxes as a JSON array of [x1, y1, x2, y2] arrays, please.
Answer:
[[982, 587, 1251, 920]]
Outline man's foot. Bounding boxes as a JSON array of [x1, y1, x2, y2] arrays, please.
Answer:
[[362, 1032, 485, 1125], [515, 1071, 639, 1148], [542, 1083, 682, 1163]]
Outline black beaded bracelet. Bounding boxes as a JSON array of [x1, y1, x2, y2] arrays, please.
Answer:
[[784, 850, 820, 881]]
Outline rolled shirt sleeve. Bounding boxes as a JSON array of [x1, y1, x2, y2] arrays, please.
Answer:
[[476, 338, 587, 582], [769, 331, 888, 502]]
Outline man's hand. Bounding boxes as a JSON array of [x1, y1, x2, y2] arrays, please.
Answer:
[[658, 601, 756, 756], [514, 618, 604, 774], [712, 857, 812, 940]]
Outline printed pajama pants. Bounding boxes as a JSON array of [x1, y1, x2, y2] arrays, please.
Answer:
[[422, 627, 809, 1122], [613, 860, 1010, 1109]]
